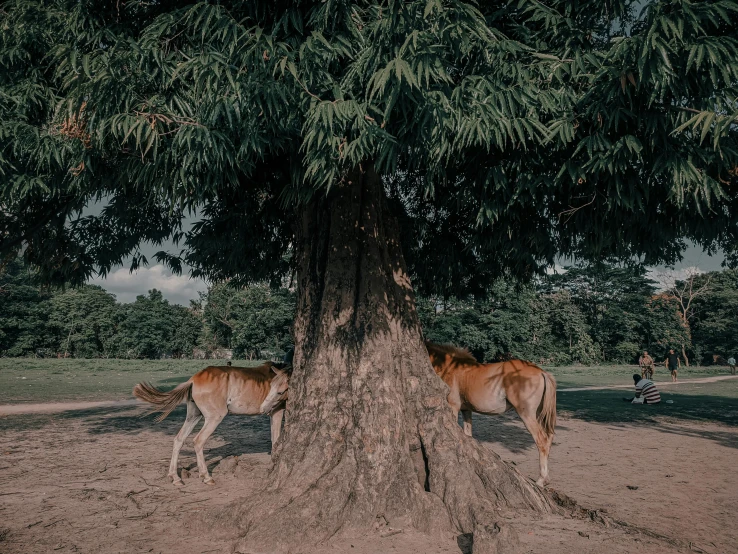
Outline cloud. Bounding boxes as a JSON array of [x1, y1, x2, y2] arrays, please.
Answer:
[[647, 266, 705, 291], [88, 265, 208, 306]]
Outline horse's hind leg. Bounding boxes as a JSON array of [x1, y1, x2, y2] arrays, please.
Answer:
[[516, 408, 552, 487], [193, 410, 226, 485], [169, 398, 202, 486], [461, 410, 473, 437]]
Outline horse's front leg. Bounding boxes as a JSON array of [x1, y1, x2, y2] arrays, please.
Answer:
[[270, 407, 285, 450], [461, 409, 473, 437]]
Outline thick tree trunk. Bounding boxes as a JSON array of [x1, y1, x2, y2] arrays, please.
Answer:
[[230, 164, 551, 552]]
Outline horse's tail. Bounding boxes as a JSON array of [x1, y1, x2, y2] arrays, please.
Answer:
[[133, 380, 193, 422], [537, 371, 557, 438]]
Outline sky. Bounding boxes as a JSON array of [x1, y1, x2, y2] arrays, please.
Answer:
[[88, 264, 207, 306], [87, 241, 726, 306]]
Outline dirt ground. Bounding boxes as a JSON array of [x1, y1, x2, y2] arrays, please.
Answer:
[[0, 400, 736, 553]]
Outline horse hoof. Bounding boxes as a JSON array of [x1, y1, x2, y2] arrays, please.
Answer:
[[203, 477, 215, 485], [536, 478, 548, 488], [172, 479, 185, 487]]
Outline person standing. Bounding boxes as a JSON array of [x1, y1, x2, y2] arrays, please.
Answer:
[[639, 351, 655, 379], [728, 356, 736, 376], [666, 349, 680, 382]]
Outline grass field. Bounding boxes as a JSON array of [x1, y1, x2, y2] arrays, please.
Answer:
[[2, 358, 737, 427], [0, 358, 263, 403], [544, 363, 729, 388]]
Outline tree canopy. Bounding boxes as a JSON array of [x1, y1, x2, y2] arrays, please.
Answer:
[[2, 0, 737, 292]]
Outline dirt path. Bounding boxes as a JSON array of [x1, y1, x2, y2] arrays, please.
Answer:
[[559, 374, 738, 392], [0, 399, 140, 416], [1, 402, 736, 553]]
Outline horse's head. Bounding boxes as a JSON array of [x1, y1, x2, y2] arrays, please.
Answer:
[[260, 365, 290, 415]]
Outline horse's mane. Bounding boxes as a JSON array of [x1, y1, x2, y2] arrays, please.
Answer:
[[425, 341, 479, 365]]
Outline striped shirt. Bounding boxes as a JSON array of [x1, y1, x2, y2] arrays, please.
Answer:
[[634, 379, 661, 404]]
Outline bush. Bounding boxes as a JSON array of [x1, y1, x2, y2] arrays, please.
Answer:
[[611, 341, 641, 364]]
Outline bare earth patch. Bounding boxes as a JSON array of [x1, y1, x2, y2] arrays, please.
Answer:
[[0, 403, 735, 553]]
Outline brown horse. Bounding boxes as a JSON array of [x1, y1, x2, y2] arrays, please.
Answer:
[[133, 363, 287, 486], [427, 342, 557, 486]]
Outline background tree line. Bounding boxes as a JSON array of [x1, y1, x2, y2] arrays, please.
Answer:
[[2, 258, 735, 365]]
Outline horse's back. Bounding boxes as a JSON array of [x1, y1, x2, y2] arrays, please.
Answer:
[[189, 365, 272, 414], [454, 359, 547, 414], [224, 365, 273, 414]]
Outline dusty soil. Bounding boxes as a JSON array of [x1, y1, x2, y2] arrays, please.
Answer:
[[0, 402, 735, 554]]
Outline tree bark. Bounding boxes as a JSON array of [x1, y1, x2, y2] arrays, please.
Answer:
[[681, 344, 689, 367], [229, 164, 551, 552]]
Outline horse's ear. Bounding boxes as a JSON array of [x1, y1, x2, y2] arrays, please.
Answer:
[[270, 366, 284, 376]]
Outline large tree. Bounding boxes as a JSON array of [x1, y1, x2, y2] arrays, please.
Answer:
[[2, 0, 738, 549]]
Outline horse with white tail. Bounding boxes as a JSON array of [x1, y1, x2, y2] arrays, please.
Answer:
[[427, 342, 557, 487], [133, 363, 290, 486]]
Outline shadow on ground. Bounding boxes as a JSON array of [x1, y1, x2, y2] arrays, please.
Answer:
[[553, 389, 738, 450], [2, 384, 736, 463], [453, 385, 738, 453], [557, 389, 738, 426], [456, 412, 572, 454], [0, 404, 273, 457]]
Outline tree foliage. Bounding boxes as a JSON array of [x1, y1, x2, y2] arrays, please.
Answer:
[[0, 258, 54, 356], [420, 281, 599, 364], [0, 260, 202, 358], [421, 262, 734, 364], [108, 289, 201, 359], [1, 0, 737, 293], [0, 258, 296, 359], [3, 258, 737, 363], [690, 270, 738, 361], [49, 285, 118, 357], [200, 282, 295, 358]]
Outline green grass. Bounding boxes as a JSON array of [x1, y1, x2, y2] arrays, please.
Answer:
[[0, 358, 264, 403], [1, 359, 736, 430], [544, 363, 730, 389]]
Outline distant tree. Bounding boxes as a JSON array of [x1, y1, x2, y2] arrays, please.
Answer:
[[480, 281, 539, 361], [168, 304, 204, 359], [660, 269, 712, 365], [209, 284, 295, 359], [0, 259, 53, 356], [419, 294, 500, 362], [201, 284, 240, 349], [536, 291, 599, 365], [419, 282, 538, 362], [689, 270, 738, 363], [48, 285, 118, 357], [420, 282, 597, 365], [111, 289, 179, 359], [645, 293, 692, 362], [545, 264, 658, 362]]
